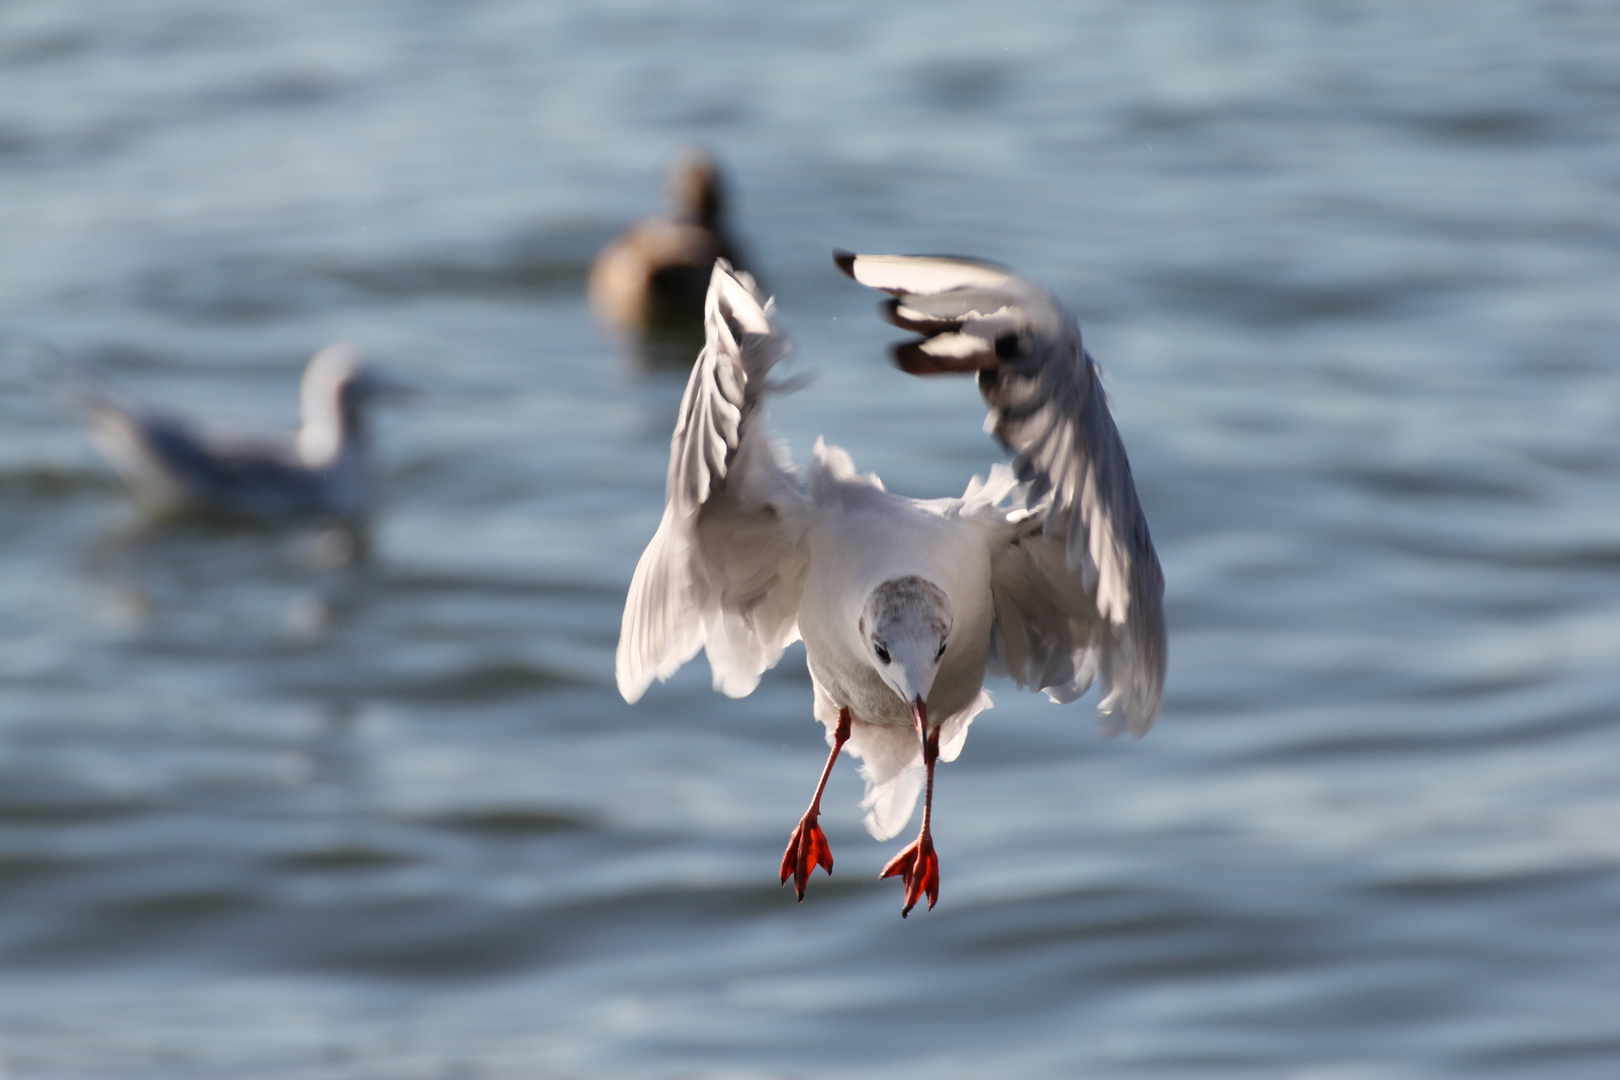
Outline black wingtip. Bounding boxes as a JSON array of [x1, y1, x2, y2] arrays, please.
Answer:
[[832, 249, 858, 278]]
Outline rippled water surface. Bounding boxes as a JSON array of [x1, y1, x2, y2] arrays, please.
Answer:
[[4, 1, 1620, 1077]]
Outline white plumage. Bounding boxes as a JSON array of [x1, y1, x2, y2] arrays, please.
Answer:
[[617, 254, 1165, 915]]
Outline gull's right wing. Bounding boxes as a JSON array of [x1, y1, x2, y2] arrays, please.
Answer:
[[837, 251, 1165, 735], [616, 262, 811, 702]]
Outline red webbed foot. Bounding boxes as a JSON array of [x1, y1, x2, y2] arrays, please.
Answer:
[[780, 814, 835, 901], [880, 833, 939, 917]]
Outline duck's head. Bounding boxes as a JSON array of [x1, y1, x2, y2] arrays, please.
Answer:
[[665, 149, 724, 230]]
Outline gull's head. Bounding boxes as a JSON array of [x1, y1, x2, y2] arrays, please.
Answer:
[[298, 345, 411, 464], [861, 575, 953, 728]]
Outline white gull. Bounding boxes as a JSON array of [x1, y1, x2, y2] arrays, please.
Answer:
[[617, 254, 1166, 916], [55, 344, 405, 522]]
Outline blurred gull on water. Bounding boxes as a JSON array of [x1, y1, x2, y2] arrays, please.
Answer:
[[44, 344, 408, 523], [617, 254, 1165, 917]]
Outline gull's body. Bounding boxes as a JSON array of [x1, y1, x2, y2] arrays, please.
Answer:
[[618, 255, 1165, 915], [58, 344, 398, 521], [794, 462, 1003, 831]]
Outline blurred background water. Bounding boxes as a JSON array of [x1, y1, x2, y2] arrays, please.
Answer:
[[2, 1, 1620, 1076]]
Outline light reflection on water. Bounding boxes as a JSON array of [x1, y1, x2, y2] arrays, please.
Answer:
[[3, 1, 1620, 1077]]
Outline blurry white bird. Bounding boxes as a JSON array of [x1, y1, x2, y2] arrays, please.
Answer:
[[51, 344, 406, 522], [617, 255, 1165, 916]]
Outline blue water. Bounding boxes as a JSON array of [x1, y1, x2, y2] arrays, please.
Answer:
[[3, 1, 1620, 1076]]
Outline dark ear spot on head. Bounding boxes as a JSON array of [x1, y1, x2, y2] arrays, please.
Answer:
[[995, 333, 1019, 360]]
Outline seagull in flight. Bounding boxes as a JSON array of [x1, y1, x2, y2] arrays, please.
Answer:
[[617, 253, 1165, 916], [53, 344, 406, 522]]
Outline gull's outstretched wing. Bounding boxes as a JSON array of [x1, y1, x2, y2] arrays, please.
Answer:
[[836, 251, 1165, 735], [616, 261, 811, 702]]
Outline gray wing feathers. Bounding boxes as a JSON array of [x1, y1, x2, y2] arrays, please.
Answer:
[[616, 262, 810, 703], [838, 251, 1166, 735], [989, 504, 1165, 737]]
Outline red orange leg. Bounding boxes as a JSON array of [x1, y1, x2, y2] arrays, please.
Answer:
[[880, 720, 942, 917], [780, 708, 852, 901]]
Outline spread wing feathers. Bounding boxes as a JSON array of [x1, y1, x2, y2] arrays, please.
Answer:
[[989, 515, 1164, 735], [616, 261, 811, 704], [836, 251, 1166, 736]]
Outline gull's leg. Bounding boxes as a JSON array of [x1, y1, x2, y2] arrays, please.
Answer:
[[780, 707, 852, 901], [880, 716, 942, 917]]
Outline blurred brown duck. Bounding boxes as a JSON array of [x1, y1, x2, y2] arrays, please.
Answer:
[[588, 151, 749, 344]]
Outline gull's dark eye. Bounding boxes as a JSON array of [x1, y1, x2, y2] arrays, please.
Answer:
[[935, 641, 948, 661], [874, 642, 891, 665]]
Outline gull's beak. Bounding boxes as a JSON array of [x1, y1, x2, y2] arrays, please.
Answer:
[[909, 695, 928, 734]]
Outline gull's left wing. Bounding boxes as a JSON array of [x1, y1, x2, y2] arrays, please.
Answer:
[[836, 251, 1165, 735], [617, 262, 811, 702]]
